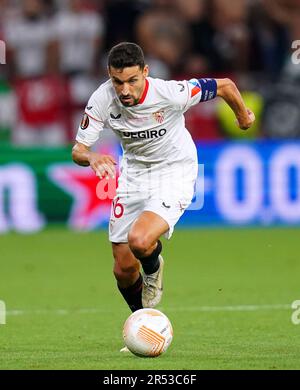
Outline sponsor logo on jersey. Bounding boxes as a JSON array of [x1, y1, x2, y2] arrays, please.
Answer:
[[122, 128, 167, 139], [189, 78, 202, 98], [80, 113, 89, 130], [110, 113, 122, 120], [152, 110, 165, 124]]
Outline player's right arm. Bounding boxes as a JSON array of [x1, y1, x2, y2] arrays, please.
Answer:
[[72, 86, 116, 179], [72, 142, 116, 179]]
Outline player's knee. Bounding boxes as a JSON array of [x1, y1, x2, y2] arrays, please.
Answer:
[[113, 263, 138, 281], [128, 233, 150, 258]]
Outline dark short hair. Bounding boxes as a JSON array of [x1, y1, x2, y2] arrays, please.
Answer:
[[108, 42, 145, 70]]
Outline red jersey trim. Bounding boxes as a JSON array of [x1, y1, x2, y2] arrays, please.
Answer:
[[138, 79, 149, 105]]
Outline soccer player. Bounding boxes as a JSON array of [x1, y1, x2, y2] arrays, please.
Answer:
[[72, 42, 255, 315]]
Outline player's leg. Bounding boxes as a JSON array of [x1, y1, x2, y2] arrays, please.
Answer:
[[112, 242, 143, 312], [128, 211, 169, 308]]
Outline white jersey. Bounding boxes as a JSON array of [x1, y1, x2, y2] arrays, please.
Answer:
[[76, 77, 208, 198], [76, 76, 217, 241], [76, 77, 204, 163]]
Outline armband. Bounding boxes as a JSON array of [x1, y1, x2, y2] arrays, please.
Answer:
[[198, 78, 217, 102]]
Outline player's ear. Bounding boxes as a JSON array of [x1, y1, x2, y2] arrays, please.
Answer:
[[143, 65, 149, 78]]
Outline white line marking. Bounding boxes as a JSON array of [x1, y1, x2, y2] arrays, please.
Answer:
[[164, 304, 292, 312], [6, 304, 291, 317]]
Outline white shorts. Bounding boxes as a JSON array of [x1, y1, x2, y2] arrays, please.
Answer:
[[108, 161, 198, 243], [108, 195, 192, 243]]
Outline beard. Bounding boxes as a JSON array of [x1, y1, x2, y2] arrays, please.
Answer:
[[120, 95, 138, 107]]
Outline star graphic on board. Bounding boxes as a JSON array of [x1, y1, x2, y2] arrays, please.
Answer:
[[48, 164, 118, 230]]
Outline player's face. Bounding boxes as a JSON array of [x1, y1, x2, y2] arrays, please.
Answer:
[[109, 65, 149, 107]]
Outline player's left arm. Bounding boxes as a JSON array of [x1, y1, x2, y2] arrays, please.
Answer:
[[216, 78, 255, 130]]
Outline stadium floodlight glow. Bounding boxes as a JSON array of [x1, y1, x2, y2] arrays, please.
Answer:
[[0, 300, 6, 325], [0, 40, 6, 65]]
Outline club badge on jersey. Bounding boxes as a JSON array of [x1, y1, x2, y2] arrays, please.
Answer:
[[153, 110, 165, 124]]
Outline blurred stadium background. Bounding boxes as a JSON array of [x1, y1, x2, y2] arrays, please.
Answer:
[[1, 0, 300, 370]]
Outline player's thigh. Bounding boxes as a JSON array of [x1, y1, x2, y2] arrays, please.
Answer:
[[109, 196, 142, 244], [112, 242, 140, 275], [128, 211, 169, 249]]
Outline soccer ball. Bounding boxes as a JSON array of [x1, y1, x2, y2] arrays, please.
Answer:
[[122, 308, 173, 357]]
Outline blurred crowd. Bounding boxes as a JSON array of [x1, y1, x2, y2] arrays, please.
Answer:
[[0, 0, 300, 146]]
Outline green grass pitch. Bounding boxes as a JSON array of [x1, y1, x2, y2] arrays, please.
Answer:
[[0, 227, 300, 370]]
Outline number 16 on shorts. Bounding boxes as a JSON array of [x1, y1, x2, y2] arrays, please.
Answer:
[[113, 197, 124, 219]]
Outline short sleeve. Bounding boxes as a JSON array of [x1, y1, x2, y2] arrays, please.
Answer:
[[163, 80, 203, 112], [75, 93, 105, 147], [184, 78, 217, 112], [163, 78, 217, 113], [161, 80, 190, 111]]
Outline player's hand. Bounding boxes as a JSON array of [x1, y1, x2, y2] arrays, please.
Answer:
[[236, 108, 256, 130], [88, 153, 117, 179]]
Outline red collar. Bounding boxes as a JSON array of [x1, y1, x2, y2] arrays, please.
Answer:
[[138, 79, 149, 105]]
